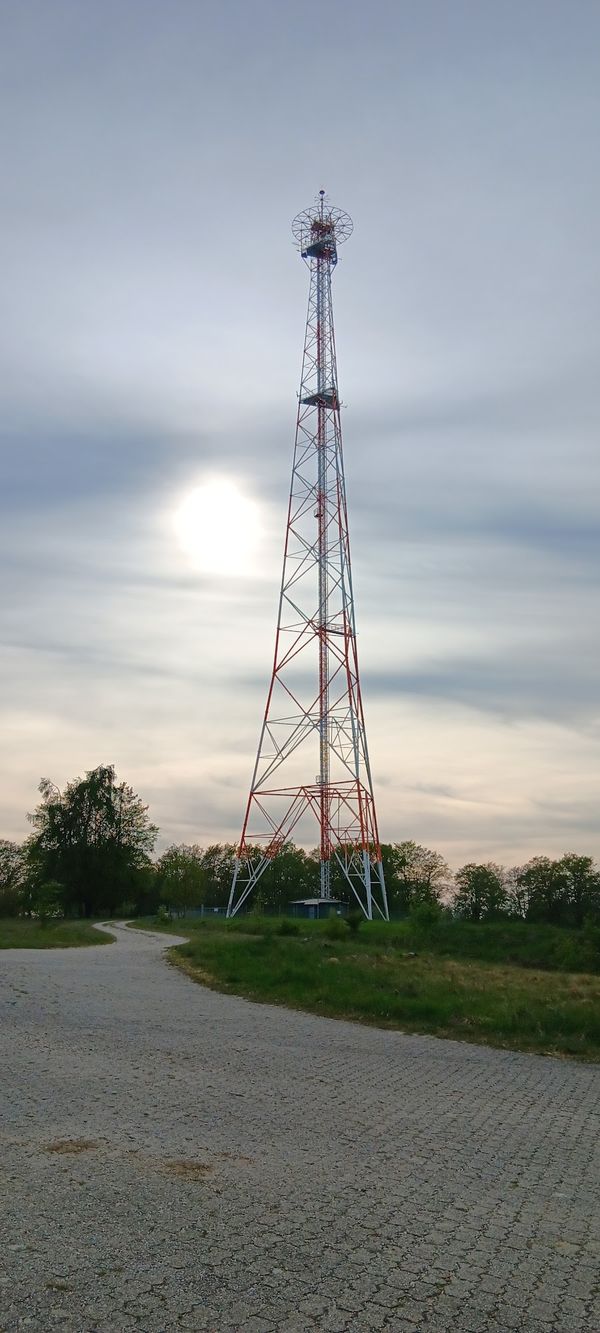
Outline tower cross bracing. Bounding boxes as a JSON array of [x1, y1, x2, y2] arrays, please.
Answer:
[[228, 193, 388, 921]]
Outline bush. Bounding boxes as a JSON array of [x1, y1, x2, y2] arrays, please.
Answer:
[[408, 900, 442, 936], [277, 918, 300, 936], [345, 910, 364, 935], [240, 912, 273, 935], [32, 881, 64, 925], [0, 885, 24, 918], [581, 918, 600, 972], [324, 915, 348, 941], [156, 904, 171, 924]]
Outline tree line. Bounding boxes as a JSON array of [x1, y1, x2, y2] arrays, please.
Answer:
[[1, 764, 599, 927]]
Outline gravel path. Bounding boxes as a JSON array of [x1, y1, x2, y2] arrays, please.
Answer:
[[1, 922, 599, 1332]]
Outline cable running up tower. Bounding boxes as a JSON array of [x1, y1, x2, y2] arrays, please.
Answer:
[[228, 193, 388, 920]]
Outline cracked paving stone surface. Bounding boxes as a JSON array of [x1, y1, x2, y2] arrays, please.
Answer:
[[1, 922, 599, 1332]]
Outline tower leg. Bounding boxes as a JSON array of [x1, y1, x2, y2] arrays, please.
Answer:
[[226, 860, 240, 918], [375, 859, 390, 921], [362, 848, 373, 920], [227, 854, 271, 918]]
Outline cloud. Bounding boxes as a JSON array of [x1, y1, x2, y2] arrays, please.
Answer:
[[364, 647, 600, 728], [2, 0, 600, 868]]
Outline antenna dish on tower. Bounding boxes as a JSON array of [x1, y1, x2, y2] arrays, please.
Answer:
[[292, 193, 353, 263]]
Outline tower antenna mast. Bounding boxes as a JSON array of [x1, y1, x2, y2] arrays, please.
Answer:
[[228, 193, 388, 920]]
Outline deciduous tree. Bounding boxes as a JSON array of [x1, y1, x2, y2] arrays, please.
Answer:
[[560, 853, 600, 927], [258, 843, 318, 913], [156, 844, 206, 914], [199, 844, 238, 909], [0, 840, 25, 916], [514, 854, 600, 926], [452, 862, 508, 921], [381, 840, 451, 914], [26, 765, 157, 917], [513, 856, 568, 925]]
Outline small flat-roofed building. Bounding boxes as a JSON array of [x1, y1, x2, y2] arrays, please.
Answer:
[[288, 898, 345, 920]]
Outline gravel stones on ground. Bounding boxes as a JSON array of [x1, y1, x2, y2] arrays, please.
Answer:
[[1, 922, 599, 1331]]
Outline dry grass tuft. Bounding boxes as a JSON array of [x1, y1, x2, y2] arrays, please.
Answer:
[[163, 1159, 214, 1181], [44, 1139, 97, 1155]]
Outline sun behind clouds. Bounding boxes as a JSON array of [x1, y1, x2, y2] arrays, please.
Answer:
[[173, 478, 261, 576]]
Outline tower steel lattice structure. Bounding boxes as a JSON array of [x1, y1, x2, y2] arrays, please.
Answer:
[[228, 193, 388, 920]]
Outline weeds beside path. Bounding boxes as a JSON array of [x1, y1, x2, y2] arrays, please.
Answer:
[[134, 917, 600, 1062], [0, 918, 113, 949]]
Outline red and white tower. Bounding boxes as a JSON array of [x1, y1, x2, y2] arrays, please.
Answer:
[[228, 193, 388, 920]]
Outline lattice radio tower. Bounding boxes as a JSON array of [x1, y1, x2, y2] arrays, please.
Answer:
[[228, 192, 388, 920]]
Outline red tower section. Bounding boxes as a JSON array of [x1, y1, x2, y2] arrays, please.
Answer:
[[228, 193, 388, 920]]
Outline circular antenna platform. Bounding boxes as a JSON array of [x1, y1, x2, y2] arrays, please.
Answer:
[[292, 193, 353, 255]]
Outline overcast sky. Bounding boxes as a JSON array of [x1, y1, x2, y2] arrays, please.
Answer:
[[1, 0, 599, 869]]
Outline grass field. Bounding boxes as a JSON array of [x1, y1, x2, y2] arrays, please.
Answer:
[[135, 916, 600, 1062], [137, 912, 600, 971], [0, 918, 113, 949]]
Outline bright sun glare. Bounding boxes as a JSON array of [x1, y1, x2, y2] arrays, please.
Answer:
[[173, 479, 261, 576]]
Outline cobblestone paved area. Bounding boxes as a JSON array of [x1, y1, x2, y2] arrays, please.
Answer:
[[1, 923, 599, 1332]]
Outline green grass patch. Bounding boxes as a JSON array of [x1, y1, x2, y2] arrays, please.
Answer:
[[145, 920, 600, 1062], [0, 918, 113, 949], [134, 913, 600, 973]]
